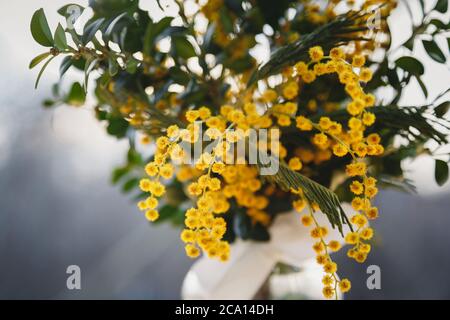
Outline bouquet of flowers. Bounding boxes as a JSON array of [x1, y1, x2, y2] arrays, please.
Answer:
[[29, 0, 450, 299]]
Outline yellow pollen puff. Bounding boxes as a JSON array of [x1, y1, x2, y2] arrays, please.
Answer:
[[293, 199, 306, 212], [159, 163, 174, 179], [146, 196, 158, 209], [188, 182, 202, 196], [295, 61, 308, 75], [362, 112, 376, 126], [296, 116, 313, 131], [359, 67, 373, 82], [350, 180, 364, 195], [283, 82, 299, 100], [181, 229, 196, 243], [322, 275, 334, 286], [277, 115, 291, 127], [198, 106, 211, 120], [367, 207, 379, 220], [339, 279, 351, 293], [345, 232, 359, 245], [288, 157, 303, 171], [145, 209, 159, 222], [185, 244, 200, 258], [139, 178, 152, 192], [328, 240, 341, 252], [301, 215, 313, 226], [330, 47, 345, 60], [352, 54, 366, 68], [302, 70, 316, 83], [313, 133, 328, 146], [313, 241, 325, 253], [322, 286, 335, 299], [150, 181, 166, 197], [319, 117, 332, 130], [262, 89, 277, 103], [316, 254, 328, 265], [166, 125, 180, 138], [360, 227, 374, 240], [323, 261, 337, 274], [156, 136, 169, 149], [309, 46, 324, 62], [186, 110, 200, 123], [333, 144, 348, 157], [351, 214, 368, 228]]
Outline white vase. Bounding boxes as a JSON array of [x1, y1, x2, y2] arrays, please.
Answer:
[[181, 203, 352, 300]]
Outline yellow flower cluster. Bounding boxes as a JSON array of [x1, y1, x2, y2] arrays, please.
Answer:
[[297, 195, 351, 299], [288, 46, 384, 297]]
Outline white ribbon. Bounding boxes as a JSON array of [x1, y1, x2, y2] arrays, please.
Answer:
[[182, 203, 352, 300]]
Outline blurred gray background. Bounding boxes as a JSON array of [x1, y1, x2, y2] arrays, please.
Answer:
[[1, 0, 450, 299]]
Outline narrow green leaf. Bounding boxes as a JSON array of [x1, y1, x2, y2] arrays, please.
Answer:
[[422, 40, 446, 63], [111, 167, 129, 184], [108, 57, 119, 76], [84, 58, 98, 92], [30, 8, 54, 47], [59, 56, 73, 77], [82, 18, 105, 45], [122, 177, 139, 193], [143, 16, 173, 55], [435, 101, 450, 117], [29, 52, 51, 69], [395, 56, 425, 76], [104, 12, 129, 40], [258, 161, 352, 235], [54, 23, 68, 51], [435, 159, 449, 186], [416, 76, 428, 98], [34, 56, 55, 89], [434, 0, 448, 13], [172, 36, 196, 59]]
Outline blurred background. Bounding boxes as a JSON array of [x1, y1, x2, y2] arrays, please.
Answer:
[[0, 0, 449, 299]]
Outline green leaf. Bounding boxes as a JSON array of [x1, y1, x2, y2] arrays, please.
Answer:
[[219, 8, 234, 33], [108, 57, 119, 76], [82, 18, 105, 45], [435, 101, 450, 117], [153, 205, 183, 224], [57, 3, 85, 18], [107, 117, 129, 138], [416, 76, 428, 98], [422, 40, 446, 63], [127, 148, 143, 165], [65, 82, 86, 106], [395, 56, 425, 76], [429, 19, 449, 30], [111, 166, 129, 184], [125, 58, 139, 74], [59, 56, 73, 77], [122, 177, 139, 193], [171, 36, 196, 59], [30, 8, 54, 47], [143, 16, 173, 55], [84, 58, 98, 92], [34, 56, 55, 89], [435, 159, 449, 186], [247, 10, 370, 86], [434, 0, 448, 13], [54, 23, 68, 51], [104, 12, 129, 40], [29, 52, 51, 69], [259, 161, 352, 235]]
